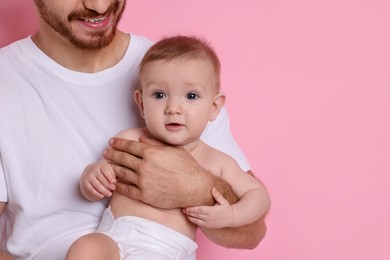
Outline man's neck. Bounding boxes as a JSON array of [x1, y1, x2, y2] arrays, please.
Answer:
[[31, 25, 130, 73]]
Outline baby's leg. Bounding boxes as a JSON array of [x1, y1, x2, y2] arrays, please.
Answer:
[[65, 233, 120, 260]]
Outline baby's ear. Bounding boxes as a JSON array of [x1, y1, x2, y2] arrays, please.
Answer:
[[209, 92, 226, 121], [134, 89, 145, 118]]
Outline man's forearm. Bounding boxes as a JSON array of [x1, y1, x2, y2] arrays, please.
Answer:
[[0, 251, 14, 260], [185, 168, 239, 207], [201, 215, 267, 249]]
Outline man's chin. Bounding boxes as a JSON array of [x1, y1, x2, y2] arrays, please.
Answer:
[[69, 31, 116, 50]]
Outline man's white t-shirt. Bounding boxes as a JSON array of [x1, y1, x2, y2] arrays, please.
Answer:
[[0, 34, 250, 259]]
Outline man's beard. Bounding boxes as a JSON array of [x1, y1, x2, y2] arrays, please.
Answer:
[[34, 0, 126, 50]]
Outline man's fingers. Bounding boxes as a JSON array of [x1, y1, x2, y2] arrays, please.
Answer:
[[115, 181, 141, 201], [110, 164, 139, 186], [104, 145, 143, 171], [107, 138, 145, 158]]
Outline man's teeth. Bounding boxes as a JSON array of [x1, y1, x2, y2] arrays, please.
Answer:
[[84, 17, 106, 23]]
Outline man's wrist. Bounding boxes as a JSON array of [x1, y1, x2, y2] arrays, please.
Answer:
[[195, 167, 238, 206], [183, 166, 216, 207]]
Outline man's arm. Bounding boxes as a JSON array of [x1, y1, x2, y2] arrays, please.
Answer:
[[0, 202, 5, 216], [0, 251, 14, 260], [104, 136, 268, 248], [0, 204, 14, 259], [201, 215, 267, 249]]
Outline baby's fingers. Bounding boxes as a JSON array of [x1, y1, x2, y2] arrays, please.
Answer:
[[100, 163, 117, 184], [90, 177, 114, 197], [95, 173, 116, 191], [211, 187, 229, 206], [183, 205, 210, 217]]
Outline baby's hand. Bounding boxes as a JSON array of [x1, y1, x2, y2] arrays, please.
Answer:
[[81, 162, 117, 200], [183, 187, 234, 229]]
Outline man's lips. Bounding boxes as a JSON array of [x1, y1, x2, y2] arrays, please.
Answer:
[[78, 15, 111, 29]]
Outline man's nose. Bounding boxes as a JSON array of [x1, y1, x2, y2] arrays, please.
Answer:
[[83, 0, 111, 14]]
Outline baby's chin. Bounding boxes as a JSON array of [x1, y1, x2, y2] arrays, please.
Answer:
[[159, 138, 187, 146], [156, 135, 195, 147]]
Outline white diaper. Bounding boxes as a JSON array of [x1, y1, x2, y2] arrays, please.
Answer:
[[96, 207, 198, 260]]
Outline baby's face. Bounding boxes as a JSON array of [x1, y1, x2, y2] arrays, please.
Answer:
[[137, 58, 220, 146]]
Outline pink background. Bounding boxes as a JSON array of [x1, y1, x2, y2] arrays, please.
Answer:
[[1, 1, 390, 259]]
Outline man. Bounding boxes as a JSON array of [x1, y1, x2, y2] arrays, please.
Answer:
[[0, 0, 267, 259]]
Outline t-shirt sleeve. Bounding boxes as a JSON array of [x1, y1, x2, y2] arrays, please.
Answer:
[[200, 106, 251, 171], [0, 155, 7, 202]]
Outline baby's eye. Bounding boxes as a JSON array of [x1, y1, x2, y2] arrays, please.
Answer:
[[153, 91, 166, 99], [186, 92, 199, 100]]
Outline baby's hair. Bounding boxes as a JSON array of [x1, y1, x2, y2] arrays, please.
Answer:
[[139, 35, 221, 88]]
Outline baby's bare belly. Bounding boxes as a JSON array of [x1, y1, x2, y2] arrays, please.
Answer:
[[109, 192, 197, 240]]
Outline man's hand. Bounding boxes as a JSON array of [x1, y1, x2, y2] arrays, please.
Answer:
[[103, 136, 216, 208]]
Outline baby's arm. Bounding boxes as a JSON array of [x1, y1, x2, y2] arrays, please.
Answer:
[[80, 127, 146, 201], [80, 161, 117, 201], [184, 157, 270, 228]]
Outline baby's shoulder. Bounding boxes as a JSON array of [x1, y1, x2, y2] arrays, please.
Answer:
[[115, 127, 148, 141], [197, 141, 240, 173]]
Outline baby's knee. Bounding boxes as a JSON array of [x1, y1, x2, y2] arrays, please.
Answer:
[[66, 233, 120, 260]]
